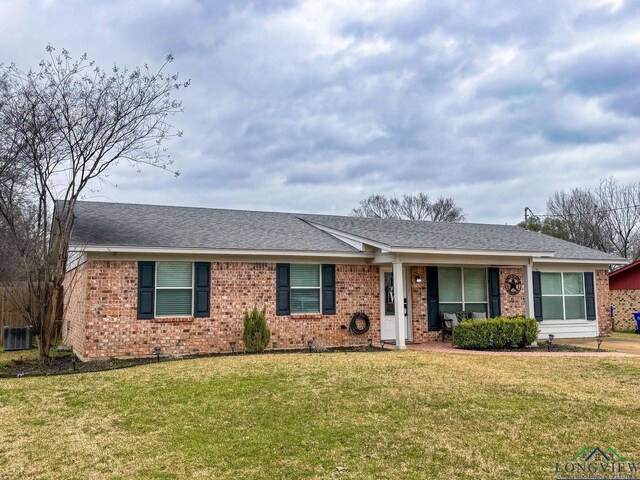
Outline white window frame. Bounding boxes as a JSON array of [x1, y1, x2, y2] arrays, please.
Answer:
[[438, 267, 489, 312], [290, 264, 322, 314], [155, 261, 194, 318], [540, 271, 586, 321]]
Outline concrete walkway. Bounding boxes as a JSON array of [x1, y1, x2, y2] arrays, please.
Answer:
[[385, 341, 636, 357]]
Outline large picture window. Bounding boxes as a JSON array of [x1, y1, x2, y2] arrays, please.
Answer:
[[156, 262, 193, 317], [290, 264, 321, 313], [541, 272, 585, 320], [438, 267, 488, 314]]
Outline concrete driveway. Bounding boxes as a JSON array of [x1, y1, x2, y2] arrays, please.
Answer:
[[557, 332, 640, 355]]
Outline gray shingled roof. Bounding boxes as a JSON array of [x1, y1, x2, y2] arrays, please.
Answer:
[[68, 201, 625, 262], [69, 202, 359, 252], [298, 214, 625, 262]]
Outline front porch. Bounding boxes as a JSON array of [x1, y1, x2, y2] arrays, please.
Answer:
[[377, 259, 531, 349]]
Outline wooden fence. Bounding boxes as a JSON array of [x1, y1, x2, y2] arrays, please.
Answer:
[[0, 286, 31, 346]]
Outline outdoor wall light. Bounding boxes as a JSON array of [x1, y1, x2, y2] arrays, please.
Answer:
[[596, 337, 603, 350], [415, 276, 422, 283], [153, 346, 161, 362], [229, 341, 236, 354]]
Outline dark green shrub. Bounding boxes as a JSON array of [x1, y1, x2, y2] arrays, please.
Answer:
[[453, 316, 538, 349], [242, 307, 271, 353]]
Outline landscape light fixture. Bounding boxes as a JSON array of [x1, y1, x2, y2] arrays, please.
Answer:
[[380, 340, 385, 351], [230, 341, 236, 354], [367, 338, 373, 348], [547, 334, 554, 352], [71, 354, 77, 372], [153, 346, 161, 362], [272, 341, 277, 352], [307, 339, 314, 352], [596, 337, 603, 350]]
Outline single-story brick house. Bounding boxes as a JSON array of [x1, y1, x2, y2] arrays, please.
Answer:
[[63, 201, 626, 359], [609, 259, 640, 331]]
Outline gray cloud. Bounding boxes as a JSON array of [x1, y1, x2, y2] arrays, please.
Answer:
[[1, 0, 640, 223]]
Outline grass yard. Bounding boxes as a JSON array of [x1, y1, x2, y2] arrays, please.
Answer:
[[1, 351, 639, 479]]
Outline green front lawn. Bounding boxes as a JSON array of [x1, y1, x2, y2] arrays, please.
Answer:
[[0, 350, 639, 479]]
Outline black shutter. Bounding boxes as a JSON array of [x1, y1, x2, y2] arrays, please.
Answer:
[[532, 271, 543, 321], [321, 264, 336, 315], [584, 272, 596, 321], [426, 266, 439, 331], [137, 261, 155, 320], [276, 263, 290, 316], [194, 262, 211, 318], [488, 267, 501, 318]]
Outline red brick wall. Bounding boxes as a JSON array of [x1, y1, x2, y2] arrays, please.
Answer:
[[65, 260, 380, 359], [597, 269, 612, 336], [609, 289, 640, 331], [409, 267, 440, 342], [62, 262, 88, 354], [499, 267, 526, 317]]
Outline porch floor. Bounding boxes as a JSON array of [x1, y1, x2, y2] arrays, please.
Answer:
[[382, 341, 635, 357]]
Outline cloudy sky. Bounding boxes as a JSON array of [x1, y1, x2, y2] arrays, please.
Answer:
[[1, 0, 640, 224]]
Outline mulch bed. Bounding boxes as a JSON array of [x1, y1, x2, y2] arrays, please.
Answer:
[[0, 345, 385, 378]]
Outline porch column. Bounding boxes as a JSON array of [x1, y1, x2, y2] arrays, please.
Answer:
[[524, 260, 535, 318], [392, 261, 406, 350]]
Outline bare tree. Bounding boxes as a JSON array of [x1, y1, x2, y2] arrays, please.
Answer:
[[546, 188, 608, 252], [521, 178, 640, 261], [596, 178, 640, 260], [351, 193, 465, 221], [0, 46, 188, 364]]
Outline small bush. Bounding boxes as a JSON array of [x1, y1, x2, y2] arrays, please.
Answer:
[[242, 307, 271, 353], [453, 316, 538, 349]]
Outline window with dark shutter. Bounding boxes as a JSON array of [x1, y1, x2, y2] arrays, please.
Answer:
[[584, 272, 596, 321], [532, 271, 543, 321], [426, 266, 439, 331], [321, 264, 336, 315], [194, 262, 211, 318], [276, 263, 290, 316], [488, 267, 501, 318], [137, 261, 155, 319]]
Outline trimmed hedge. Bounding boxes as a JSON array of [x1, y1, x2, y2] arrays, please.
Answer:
[[452, 316, 538, 350]]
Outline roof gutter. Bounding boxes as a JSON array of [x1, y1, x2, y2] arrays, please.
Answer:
[[72, 245, 374, 258]]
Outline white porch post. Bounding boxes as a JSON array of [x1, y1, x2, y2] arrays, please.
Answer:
[[392, 261, 406, 350], [524, 260, 535, 318]]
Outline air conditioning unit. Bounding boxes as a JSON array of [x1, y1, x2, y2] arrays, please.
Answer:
[[3, 326, 33, 351]]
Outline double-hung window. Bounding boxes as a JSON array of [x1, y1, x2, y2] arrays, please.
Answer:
[[438, 267, 488, 313], [290, 264, 321, 314], [155, 261, 194, 317], [540, 272, 585, 320]]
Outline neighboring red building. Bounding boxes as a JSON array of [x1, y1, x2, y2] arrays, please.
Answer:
[[609, 260, 640, 331]]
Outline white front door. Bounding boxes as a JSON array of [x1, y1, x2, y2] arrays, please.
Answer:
[[380, 267, 410, 341]]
